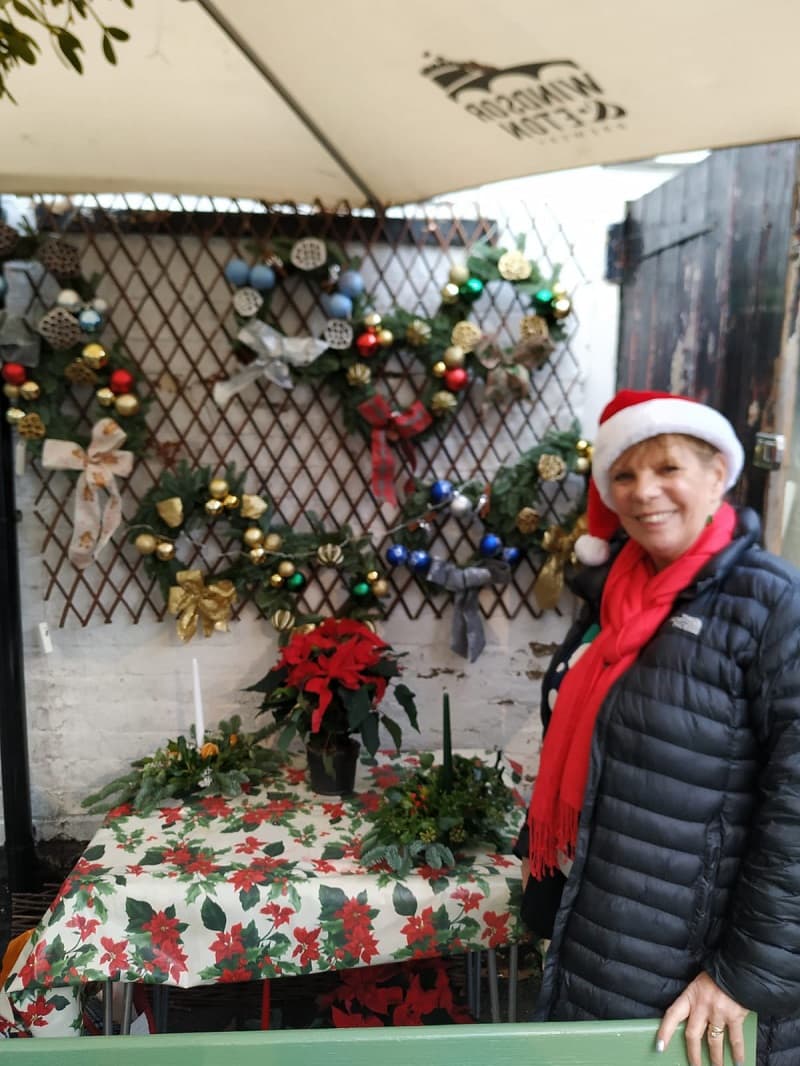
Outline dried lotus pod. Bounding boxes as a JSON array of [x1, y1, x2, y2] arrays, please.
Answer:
[[18, 413, 46, 440], [38, 239, 81, 279], [38, 307, 82, 350], [0, 222, 19, 257]]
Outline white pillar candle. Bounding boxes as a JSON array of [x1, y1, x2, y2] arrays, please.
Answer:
[[192, 657, 205, 746]]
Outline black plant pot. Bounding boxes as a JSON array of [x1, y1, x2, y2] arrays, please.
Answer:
[[306, 737, 360, 796]]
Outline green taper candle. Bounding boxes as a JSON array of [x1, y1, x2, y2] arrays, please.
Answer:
[[442, 691, 453, 789]]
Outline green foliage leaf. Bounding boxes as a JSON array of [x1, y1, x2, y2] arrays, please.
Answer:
[[200, 896, 226, 932], [125, 898, 155, 927], [392, 883, 417, 916]]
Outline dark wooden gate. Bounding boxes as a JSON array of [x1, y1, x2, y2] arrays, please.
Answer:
[[616, 141, 800, 513]]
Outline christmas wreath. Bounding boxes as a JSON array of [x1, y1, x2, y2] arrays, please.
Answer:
[[128, 460, 391, 642], [213, 234, 573, 507], [0, 222, 149, 569]]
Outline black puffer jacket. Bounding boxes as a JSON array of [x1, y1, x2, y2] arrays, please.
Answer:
[[529, 509, 800, 1065]]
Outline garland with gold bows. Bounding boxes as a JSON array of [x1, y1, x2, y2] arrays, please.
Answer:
[[0, 223, 149, 458], [127, 460, 389, 641], [214, 233, 573, 506]]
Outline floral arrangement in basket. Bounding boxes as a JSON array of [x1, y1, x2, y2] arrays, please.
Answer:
[[360, 696, 518, 874], [81, 716, 284, 816], [250, 618, 419, 757]]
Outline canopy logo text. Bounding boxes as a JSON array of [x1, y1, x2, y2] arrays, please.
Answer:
[[421, 55, 627, 143]]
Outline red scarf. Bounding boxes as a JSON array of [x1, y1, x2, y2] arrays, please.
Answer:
[[528, 502, 737, 879]]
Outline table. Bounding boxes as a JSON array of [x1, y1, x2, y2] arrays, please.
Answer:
[[1, 749, 527, 1037]]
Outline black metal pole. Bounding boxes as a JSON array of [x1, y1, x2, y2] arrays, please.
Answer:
[[0, 416, 39, 891]]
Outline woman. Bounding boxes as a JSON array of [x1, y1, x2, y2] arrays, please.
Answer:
[[517, 389, 800, 1066]]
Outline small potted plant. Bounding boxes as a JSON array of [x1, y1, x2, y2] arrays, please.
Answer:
[[250, 618, 419, 795]]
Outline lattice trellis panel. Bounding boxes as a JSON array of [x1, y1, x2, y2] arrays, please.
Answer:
[[13, 194, 586, 628]]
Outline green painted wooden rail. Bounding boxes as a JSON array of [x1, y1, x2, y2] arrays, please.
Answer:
[[3, 1016, 757, 1065]]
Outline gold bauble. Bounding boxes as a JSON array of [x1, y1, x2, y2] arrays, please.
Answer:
[[443, 345, 465, 369], [277, 559, 296, 578], [134, 532, 158, 555], [363, 312, 382, 329], [82, 343, 108, 370], [366, 570, 379, 583], [264, 532, 283, 552], [208, 478, 229, 500], [575, 456, 590, 473], [269, 572, 284, 588], [19, 380, 40, 401], [431, 390, 458, 416], [222, 494, 239, 510], [441, 283, 460, 304], [405, 319, 432, 346], [248, 546, 267, 565], [584, 444, 594, 461], [448, 263, 470, 286], [292, 622, 317, 636], [205, 498, 224, 517], [114, 393, 140, 417], [3, 384, 19, 401], [156, 496, 184, 528], [270, 609, 295, 631], [96, 387, 115, 407], [371, 578, 390, 598], [243, 527, 265, 548], [497, 249, 533, 281], [516, 507, 541, 534], [317, 542, 343, 566], [451, 321, 482, 352], [241, 494, 268, 520], [537, 453, 567, 481], [347, 363, 371, 387], [552, 297, 572, 319], [155, 540, 176, 561], [18, 413, 46, 440], [432, 361, 447, 377], [377, 329, 394, 348], [551, 282, 568, 298], [576, 439, 589, 454]]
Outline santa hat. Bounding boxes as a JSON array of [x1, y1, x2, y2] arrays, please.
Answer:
[[575, 389, 745, 566]]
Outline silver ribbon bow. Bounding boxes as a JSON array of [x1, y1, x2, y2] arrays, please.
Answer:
[[427, 558, 511, 662], [213, 320, 328, 405], [0, 260, 59, 366]]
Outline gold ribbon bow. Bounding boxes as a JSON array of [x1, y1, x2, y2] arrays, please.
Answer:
[[41, 418, 134, 571], [533, 514, 588, 611], [167, 569, 237, 642]]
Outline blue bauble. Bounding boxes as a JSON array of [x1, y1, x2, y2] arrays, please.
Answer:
[[385, 543, 409, 567], [503, 546, 522, 565], [248, 263, 276, 291], [224, 258, 251, 287], [325, 292, 353, 320], [429, 479, 454, 505], [337, 269, 365, 299], [78, 307, 103, 334], [479, 533, 503, 557], [409, 549, 432, 574]]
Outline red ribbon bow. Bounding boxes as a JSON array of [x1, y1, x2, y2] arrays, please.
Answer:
[[356, 396, 432, 506]]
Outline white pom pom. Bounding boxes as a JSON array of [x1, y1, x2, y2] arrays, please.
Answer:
[[574, 534, 610, 566]]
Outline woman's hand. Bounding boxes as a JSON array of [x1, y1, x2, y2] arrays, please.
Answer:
[[657, 971, 749, 1066]]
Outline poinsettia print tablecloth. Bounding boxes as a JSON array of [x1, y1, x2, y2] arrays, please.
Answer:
[[1, 749, 527, 1038]]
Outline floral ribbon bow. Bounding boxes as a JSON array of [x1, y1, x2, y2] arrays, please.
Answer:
[[533, 514, 588, 610], [167, 569, 237, 642], [356, 396, 432, 507], [41, 418, 134, 570], [212, 320, 328, 405], [427, 557, 511, 662]]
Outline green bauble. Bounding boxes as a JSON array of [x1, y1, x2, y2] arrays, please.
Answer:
[[286, 571, 306, 591], [459, 277, 484, 302], [351, 580, 371, 599], [533, 287, 554, 311]]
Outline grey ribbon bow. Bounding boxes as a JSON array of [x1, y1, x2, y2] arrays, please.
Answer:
[[0, 260, 58, 366], [212, 320, 328, 405], [427, 557, 511, 662]]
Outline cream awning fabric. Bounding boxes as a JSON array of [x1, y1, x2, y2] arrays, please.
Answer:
[[2, 0, 799, 205]]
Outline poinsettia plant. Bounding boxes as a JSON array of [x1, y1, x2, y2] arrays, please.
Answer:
[[250, 618, 419, 755]]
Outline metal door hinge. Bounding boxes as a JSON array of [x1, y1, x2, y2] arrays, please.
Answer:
[[753, 432, 785, 470]]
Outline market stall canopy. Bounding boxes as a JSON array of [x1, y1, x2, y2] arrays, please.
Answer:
[[2, 0, 799, 206]]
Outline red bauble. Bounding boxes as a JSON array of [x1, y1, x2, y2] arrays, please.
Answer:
[[1, 362, 27, 386], [109, 368, 135, 395], [355, 330, 379, 359], [444, 367, 469, 392]]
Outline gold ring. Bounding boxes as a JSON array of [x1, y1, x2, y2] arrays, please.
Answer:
[[708, 1024, 725, 1039]]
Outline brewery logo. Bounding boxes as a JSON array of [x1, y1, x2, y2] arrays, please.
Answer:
[[421, 54, 627, 142]]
